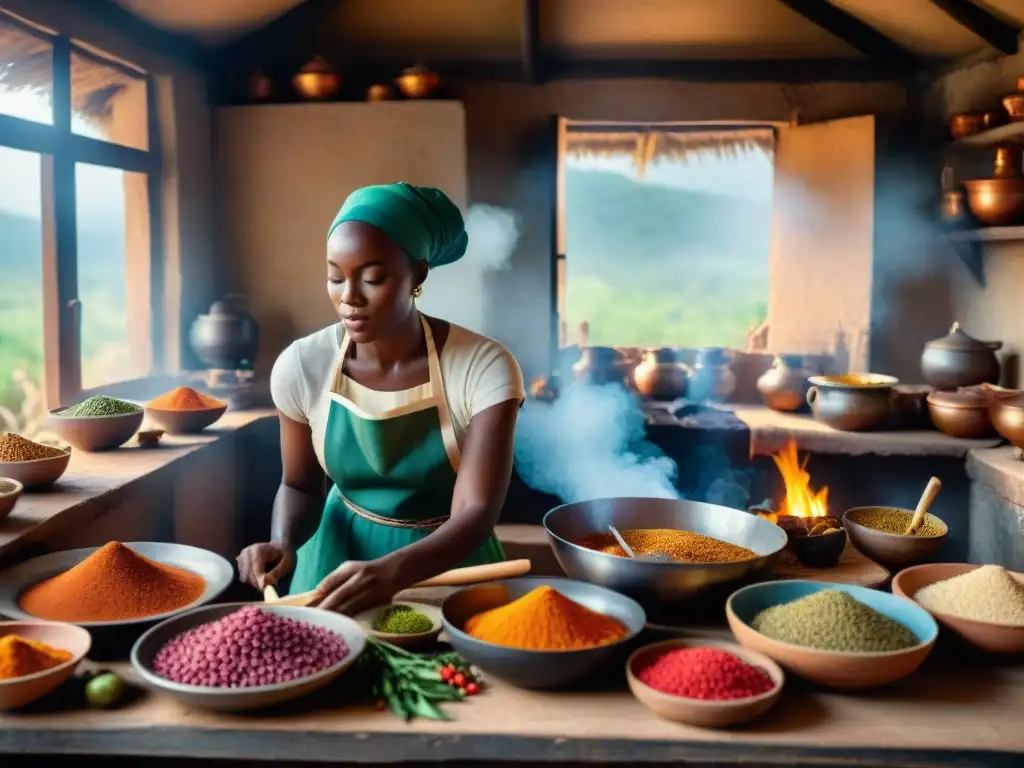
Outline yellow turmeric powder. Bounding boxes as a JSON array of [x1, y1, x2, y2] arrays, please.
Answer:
[[0, 634, 73, 679], [464, 585, 628, 651]]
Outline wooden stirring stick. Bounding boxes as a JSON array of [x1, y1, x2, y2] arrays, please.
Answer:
[[263, 558, 533, 607], [905, 476, 942, 535]]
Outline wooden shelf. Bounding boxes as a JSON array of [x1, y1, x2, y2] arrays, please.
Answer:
[[945, 226, 1024, 242], [943, 226, 1024, 286], [952, 121, 1024, 148]]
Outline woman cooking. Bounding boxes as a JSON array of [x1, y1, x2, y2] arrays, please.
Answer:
[[237, 183, 524, 615]]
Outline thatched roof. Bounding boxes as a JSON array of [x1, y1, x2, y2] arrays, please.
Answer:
[[565, 126, 775, 176]]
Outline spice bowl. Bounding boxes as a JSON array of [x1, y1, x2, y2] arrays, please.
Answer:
[[893, 563, 1024, 655], [48, 406, 144, 451], [726, 580, 937, 689], [441, 577, 646, 690], [145, 405, 228, 435], [131, 603, 366, 711], [626, 638, 784, 728], [842, 507, 948, 571], [0, 621, 91, 709], [0, 478, 23, 522], [777, 516, 847, 568], [354, 600, 442, 649], [0, 449, 71, 490]]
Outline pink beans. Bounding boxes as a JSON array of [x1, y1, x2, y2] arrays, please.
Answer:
[[152, 606, 349, 688]]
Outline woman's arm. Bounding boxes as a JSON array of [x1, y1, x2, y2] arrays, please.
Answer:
[[316, 398, 519, 612]]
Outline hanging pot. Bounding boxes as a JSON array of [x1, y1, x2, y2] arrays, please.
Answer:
[[921, 322, 1002, 390], [293, 56, 342, 100]]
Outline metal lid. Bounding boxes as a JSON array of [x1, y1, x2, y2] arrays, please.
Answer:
[[925, 322, 1002, 352], [927, 388, 988, 409]]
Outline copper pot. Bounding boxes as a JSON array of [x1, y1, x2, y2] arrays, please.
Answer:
[[940, 190, 966, 222], [986, 389, 1024, 448], [367, 83, 394, 102], [949, 112, 1001, 140], [633, 348, 691, 400], [395, 64, 440, 99], [757, 355, 812, 412], [926, 389, 993, 438], [293, 56, 342, 100], [1002, 76, 1024, 121], [962, 177, 1024, 226], [921, 322, 1002, 390]]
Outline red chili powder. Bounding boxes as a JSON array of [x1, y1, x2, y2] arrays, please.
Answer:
[[637, 646, 775, 701], [148, 386, 224, 411], [19, 542, 206, 622]]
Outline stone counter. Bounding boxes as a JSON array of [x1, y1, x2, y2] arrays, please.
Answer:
[[967, 447, 1024, 569]]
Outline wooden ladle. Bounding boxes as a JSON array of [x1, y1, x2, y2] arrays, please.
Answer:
[[262, 558, 532, 606], [905, 476, 942, 535]]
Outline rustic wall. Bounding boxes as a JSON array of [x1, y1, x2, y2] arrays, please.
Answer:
[[448, 79, 908, 381]]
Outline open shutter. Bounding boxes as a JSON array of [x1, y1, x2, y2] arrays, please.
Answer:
[[768, 115, 875, 372]]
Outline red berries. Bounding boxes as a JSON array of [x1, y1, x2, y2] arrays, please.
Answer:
[[436, 662, 480, 696]]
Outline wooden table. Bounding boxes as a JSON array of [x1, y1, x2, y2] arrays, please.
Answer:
[[2, 611, 1022, 767]]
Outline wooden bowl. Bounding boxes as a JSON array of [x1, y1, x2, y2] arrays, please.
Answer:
[[146, 405, 227, 435], [726, 580, 937, 689], [354, 601, 442, 649], [0, 450, 71, 490], [0, 621, 91, 709], [48, 406, 143, 451], [626, 638, 783, 728], [0, 478, 23, 522], [892, 563, 1024, 655], [963, 177, 1024, 226], [842, 507, 947, 571]]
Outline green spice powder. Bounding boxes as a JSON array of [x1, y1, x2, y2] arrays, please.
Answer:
[[751, 590, 918, 653], [373, 605, 433, 635], [62, 396, 142, 418]]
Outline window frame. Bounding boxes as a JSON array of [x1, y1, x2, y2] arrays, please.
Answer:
[[0, 8, 164, 408]]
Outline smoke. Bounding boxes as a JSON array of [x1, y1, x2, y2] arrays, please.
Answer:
[[463, 204, 520, 273], [514, 381, 679, 503]]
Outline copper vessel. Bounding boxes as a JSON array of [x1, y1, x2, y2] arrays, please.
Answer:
[[985, 388, 1024, 448], [395, 64, 441, 99], [1002, 76, 1024, 121], [633, 348, 690, 400], [366, 83, 394, 102], [921, 322, 1002, 390], [963, 147, 1024, 226], [949, 112, 1001, 140], [756, 355, 812, 412], [926, 389, 993, 439], [293, 56, 342, 100]]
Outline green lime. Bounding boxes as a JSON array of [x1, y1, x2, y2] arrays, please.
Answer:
[[85, 672, 125, 708]]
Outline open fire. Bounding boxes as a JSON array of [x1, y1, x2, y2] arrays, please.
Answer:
[[757, 439, 830, 526]]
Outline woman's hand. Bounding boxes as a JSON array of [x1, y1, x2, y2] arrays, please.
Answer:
[[313, 558, 403, 615], [236, 541, 296, 591]]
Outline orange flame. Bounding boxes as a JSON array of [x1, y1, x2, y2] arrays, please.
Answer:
[[770, 439, 829, 521]]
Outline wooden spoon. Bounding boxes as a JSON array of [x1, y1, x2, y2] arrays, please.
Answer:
[[905, 476, 942, 535], [263, 558, 532, 607]]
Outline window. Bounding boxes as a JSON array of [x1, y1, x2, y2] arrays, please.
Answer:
[[556, 122, 774, 350], [0, 7, 161, 419]]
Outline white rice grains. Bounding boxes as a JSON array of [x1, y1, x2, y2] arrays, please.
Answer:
[[914, 565, 1024, 626]]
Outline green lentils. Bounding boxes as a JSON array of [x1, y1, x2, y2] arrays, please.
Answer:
[[373, 605, 433, 634], [61, 396, 141, 418], [851, 507, 944, 537], [751, 590, 918, 652]]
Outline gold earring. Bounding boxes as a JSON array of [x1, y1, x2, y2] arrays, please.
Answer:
[[412, 284, 423, 298]]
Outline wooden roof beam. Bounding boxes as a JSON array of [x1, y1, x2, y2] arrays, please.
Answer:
[[521, 0, 541, 84], [928, 0, 1020, 56], [217, 0, 345, 71], [776, 0, 918, 68]]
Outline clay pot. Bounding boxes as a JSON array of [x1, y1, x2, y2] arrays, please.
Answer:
[[926, 389, 993, 438], [633, 348, 691, 400], [921, 322, 1001, 390], [572, 347, 627, 387], [805, 374, 898, 432], [395, 64, 440, 99], [757, 355, 812, 412], [986, 388, 1024, 448], [189, 295, 260, 370], [292, 56, 342, 100], [891, 385, 933, 429], [688, 348, 736, 403]]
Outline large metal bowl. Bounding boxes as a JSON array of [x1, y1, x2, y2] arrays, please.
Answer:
[[441, 577, 646, 689], [543, 498, 788, 604]]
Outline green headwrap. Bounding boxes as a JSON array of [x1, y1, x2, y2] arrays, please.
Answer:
[[328, 183, 468, 268]]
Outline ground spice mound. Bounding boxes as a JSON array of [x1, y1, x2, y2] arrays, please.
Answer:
[[915, 565, 1024, 626], [576, 528, 757, 564], [464, 585, 628, 651], [19, 542, 206, 622], [0, 433, 67, 462], [852, 507, 944, 537], [0, 635, 72, 679], [373, 605, 433, 634], [637, 646, 774, 701], [153, 606, 349, 688], [148, 386, 224, 411], [61, 395, 141, 417], [751, 590, 917, 653]]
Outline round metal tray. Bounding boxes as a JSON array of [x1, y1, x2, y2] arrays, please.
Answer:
[[0, 542, 234, 628]]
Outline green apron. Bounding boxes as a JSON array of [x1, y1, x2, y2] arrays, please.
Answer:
[[290, 315, 505, 594]]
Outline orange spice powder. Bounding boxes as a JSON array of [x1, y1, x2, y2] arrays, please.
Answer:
[[464, 585, 628, 651], [19, 542, 206, 622], [0, 635, 72, 679], [148, 386, 224, 411]]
